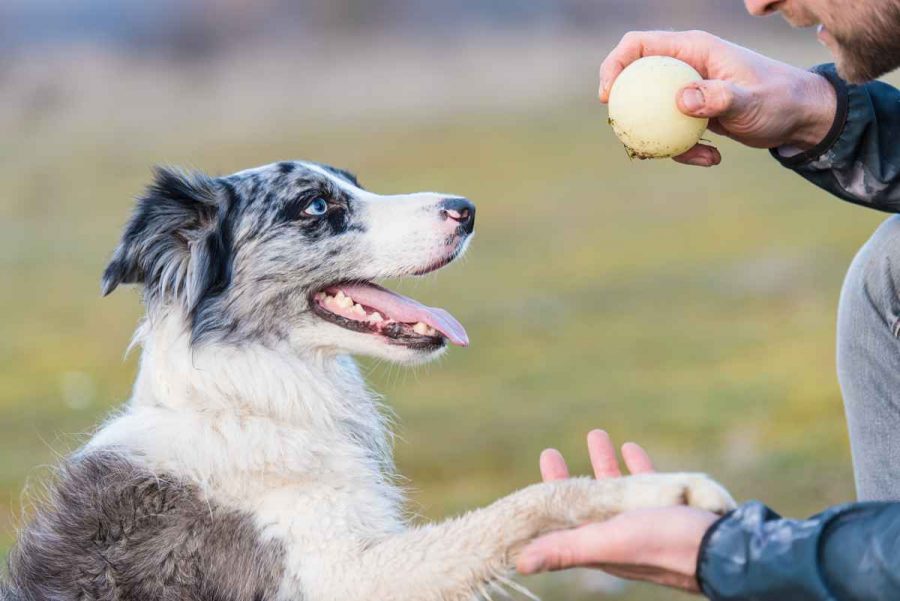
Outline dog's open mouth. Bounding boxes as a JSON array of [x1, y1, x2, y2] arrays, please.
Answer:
[[310, 282, 469, 349]]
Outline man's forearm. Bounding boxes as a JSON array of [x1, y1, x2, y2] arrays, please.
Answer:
[[773, 63, 900, 212], [697, 501, 900, 601]]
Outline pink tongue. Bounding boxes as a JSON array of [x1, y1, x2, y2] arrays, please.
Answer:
[[330, 283, 469, 347]]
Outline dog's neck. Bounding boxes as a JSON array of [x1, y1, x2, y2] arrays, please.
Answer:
[[132, 313, 380, 431], [90, 312, 400, 507]]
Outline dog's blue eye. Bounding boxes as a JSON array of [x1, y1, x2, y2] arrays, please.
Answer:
[[304, 198, 329, 216]]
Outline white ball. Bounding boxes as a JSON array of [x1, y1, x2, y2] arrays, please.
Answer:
[[607, 56, 708, 159]]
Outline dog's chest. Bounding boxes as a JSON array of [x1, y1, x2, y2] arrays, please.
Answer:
[[91, 361, 406, 599], [245, 472, 405, 600]]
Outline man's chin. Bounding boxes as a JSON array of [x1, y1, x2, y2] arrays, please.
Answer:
[[821, 8, 900, 84]]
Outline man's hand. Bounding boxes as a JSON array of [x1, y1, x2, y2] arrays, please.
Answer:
[[600, 31, 838, 166], [515, 430, 721, 594]]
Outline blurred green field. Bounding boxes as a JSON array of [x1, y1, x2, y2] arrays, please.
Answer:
[[0, 94, 883, 599]]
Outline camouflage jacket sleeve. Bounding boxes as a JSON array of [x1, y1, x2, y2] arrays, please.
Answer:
[[696, 500, 900, 601], [771, 63, 900, 212]]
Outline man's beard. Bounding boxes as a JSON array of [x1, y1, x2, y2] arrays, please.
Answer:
[[831, 4, 900, 83]]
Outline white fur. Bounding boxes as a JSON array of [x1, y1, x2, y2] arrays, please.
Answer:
[[83, 164, 736, 600], [84, 310, 735, 601]]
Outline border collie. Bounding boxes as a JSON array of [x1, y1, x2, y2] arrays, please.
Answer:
[[2, 161, 734, 601]]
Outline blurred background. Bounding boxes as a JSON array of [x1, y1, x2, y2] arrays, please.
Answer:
[[0, 1, 891, 599]]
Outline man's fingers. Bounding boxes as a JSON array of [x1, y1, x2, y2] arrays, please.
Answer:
[[517, 523, 610, 574], [674, 81, 752, 165], [539, 448, 570, 482], [678, 80, 753, 120], [621, 442, 656, 474], [587, 429, 621, 479], [599, 30, 718, 102], [672, 144, 721, 167]]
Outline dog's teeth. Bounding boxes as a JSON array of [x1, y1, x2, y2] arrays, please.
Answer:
[[426, 326, 437, 336], [412, 322, 429, 335], [314, 292, 326, 301], [369, 312, 384, 323], [352, 303, 366, 316], [335, 292, 353, 309]]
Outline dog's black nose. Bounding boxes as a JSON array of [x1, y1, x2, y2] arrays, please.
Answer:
[[440, 197, 475, 234]]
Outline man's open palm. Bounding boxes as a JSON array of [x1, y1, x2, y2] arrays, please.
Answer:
[[516, 430, 720, 594]]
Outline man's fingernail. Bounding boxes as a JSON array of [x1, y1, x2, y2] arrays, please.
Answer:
[[681, 87, 704, 113], [599, 78, 610, 99], [517, 552, 545, 574]]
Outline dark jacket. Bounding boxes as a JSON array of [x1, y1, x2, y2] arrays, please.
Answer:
[[771, 63, 900, 211], [696, 64, 900, 600], [698, 501, 900, 600]]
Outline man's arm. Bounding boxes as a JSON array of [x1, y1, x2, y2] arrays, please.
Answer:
[[772, 64, 900, 212], [599, 31, 900, 212], [700, 500, 900, 600], [597, 31, 839, 167], [518, 434, 900, 600]]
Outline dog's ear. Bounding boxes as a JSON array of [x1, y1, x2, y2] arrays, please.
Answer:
[[101, 167, 231, 313]]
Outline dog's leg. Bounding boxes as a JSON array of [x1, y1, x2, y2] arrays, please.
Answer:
[[331, 472, 734, 601]]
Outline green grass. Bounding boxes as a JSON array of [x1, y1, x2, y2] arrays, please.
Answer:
[[0, 98, 881, 599]]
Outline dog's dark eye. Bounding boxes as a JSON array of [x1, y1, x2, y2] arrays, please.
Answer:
[[304, 198, 329, 217]]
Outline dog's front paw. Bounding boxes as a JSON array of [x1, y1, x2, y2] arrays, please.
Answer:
[[680, 474, 737, 515], [617, 473, 737, 515]]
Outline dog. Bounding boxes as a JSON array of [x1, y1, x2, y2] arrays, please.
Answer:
[[2, 161, 735, 601]]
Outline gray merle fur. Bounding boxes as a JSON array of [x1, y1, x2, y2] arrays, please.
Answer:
[[101, 161, 367, 345], [5, 451, 285, 601]]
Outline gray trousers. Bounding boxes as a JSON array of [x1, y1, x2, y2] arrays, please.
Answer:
[[838, 215, 900, 501]]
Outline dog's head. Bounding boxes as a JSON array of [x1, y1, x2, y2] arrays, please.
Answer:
[[102, 161, 474, 363]]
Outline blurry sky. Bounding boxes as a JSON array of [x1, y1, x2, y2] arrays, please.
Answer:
[[0, 0, 832, 147], [0, 1, 797, 56]]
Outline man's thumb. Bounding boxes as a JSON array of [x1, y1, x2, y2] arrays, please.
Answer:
[[678, 80, 751, 119]]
